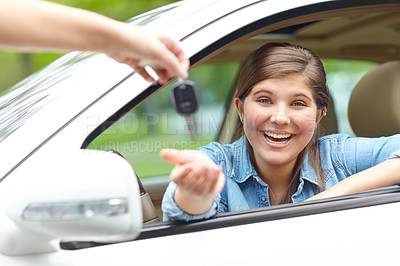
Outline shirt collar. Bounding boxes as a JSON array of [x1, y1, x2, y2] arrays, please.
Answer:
[[299, 153, 319, 186], [229, 135, 257, 183]]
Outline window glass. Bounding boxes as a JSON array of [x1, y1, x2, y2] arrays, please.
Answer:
[[88, 61, 240, 178], [0, 52, 93, 143]]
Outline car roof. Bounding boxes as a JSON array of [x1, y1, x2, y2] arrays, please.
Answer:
[[209, 7, 400, 63]]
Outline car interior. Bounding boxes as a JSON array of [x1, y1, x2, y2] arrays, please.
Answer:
[[86, 7, 400, 226], [348, 60, 400, 138]]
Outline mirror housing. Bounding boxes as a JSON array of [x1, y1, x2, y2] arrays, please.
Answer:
[[0, 150, 142, 255]]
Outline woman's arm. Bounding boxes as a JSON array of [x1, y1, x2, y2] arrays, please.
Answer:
[[0, 0, 188, 83], [307, 158, 400, 201], [160, 149, 225, 215]]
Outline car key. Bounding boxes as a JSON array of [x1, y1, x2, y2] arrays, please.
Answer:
[[171, 79, 199, 142]]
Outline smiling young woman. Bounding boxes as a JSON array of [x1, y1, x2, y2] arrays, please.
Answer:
[[160, 43, 400, 221], [233, 43, 329, 205], [235, 74, 325, 204]]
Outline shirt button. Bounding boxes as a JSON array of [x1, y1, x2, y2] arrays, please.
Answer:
[[261, 196, 267, 202]]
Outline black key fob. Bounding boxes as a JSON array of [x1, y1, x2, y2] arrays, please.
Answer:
[[171, 80, 199, 115]]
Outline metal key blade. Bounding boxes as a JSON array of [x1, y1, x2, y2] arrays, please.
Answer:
[[184, 115, 197, 142]]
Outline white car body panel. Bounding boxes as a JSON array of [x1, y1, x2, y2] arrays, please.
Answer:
[[2, 202, 400, 266]]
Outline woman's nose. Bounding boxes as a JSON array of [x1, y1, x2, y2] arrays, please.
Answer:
[[270, 107, 290, 125]]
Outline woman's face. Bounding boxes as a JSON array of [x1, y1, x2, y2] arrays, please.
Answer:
[[235, 73, 325, 171]]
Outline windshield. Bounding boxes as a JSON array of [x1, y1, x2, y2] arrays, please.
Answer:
[[0, 52, 93, 143]]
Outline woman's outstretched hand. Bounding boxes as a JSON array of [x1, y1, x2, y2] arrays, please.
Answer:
[[161, 149, 225, 214]]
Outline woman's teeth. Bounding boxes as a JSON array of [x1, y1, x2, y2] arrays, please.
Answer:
[[265, 132, 291, 143]]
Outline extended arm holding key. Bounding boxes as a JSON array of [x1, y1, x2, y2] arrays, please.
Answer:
[[0, 0, 189, 83]]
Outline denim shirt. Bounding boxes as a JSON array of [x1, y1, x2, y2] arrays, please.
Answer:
[[162, 134, 400, 221]]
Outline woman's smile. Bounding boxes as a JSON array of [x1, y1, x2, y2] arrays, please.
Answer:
[[264, 131, 293, 145]]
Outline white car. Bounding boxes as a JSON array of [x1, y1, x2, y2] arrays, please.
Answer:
[[1, 0, 400, 265]]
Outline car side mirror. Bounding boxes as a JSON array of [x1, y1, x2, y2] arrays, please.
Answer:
[[0, 150, 142, 256]]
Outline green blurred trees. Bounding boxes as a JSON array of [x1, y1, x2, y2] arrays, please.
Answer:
[[0, 0, 177, 93]]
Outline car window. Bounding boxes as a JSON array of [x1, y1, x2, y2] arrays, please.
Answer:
[[88, 61, 240, 179], [86, 3, 395, 224]]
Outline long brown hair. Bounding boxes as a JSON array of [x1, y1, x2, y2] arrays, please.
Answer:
[[235, 43, 330, 204]]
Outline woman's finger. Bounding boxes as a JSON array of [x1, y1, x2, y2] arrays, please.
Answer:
[[170, 164, 191, 184], [206, 166, 222, 194], [180, 165, 205, 192], [160, 149, 201, 165], [155, 34, 189, 79]]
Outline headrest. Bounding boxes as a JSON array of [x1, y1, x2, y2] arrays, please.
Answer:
[[348, 61, 400, 137]]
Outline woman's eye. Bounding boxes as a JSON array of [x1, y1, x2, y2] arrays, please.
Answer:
[[292, 101, 306, 107], [259, 98, 271, 104]]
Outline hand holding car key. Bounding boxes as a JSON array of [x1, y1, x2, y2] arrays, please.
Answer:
[[171, 79, 199, 142], [138, 60, 198, 141]]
